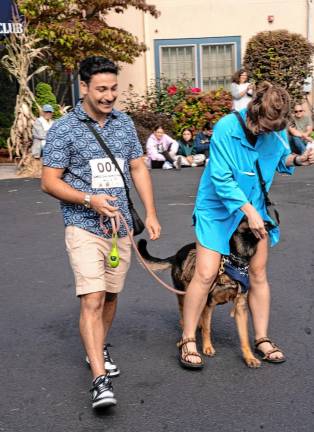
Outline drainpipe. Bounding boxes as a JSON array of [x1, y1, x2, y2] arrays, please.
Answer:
[[307, 0, 313, 41], [142, 11, 150, 93]]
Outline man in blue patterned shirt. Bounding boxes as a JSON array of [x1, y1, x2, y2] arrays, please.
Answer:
[[42, 56, 161, 409]]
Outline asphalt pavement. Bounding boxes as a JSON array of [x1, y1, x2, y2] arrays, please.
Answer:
[[1, 167, 314, 432]]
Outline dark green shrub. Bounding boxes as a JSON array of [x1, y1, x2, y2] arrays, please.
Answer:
[[129, 110, 174, 151], [244, 30, 314, 102], [0, 112, 14, 150], [34, 82, 62, 118], [0, 67, 15, 149]]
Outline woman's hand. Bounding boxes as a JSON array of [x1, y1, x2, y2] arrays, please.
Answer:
[[241, 203, 267, 239], [145, 214, 161, 240], [187, 155, 193, 164], [296, 148, 314, 166], [90, 194, 118, 217]]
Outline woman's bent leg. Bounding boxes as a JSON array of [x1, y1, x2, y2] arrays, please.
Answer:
[[181, 243, 221, 364], [248, 237, 284, 360]]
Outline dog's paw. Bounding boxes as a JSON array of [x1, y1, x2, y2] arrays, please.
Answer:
[[203, 345, 216, 357], [244, 356, 261, 368]]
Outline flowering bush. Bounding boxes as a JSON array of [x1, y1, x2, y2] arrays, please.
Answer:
[[121, 78, 195, 116], [121, 80, 233, 145], [172, 89, 233, 137]]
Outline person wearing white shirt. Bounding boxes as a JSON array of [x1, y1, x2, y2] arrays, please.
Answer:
[[31, 104, 55, 158], [231, 69, 254, 111]]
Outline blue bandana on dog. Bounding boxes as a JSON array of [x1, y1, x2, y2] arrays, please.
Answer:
[[222, 254, 250, 293]]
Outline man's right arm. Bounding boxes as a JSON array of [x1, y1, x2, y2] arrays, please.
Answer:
[[41, 167, 118, 217], [41, 166, 86, 204]]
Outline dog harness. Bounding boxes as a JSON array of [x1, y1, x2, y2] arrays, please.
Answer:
[[220, 254, 250, 294]]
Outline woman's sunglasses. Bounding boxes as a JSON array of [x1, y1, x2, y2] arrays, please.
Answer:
[[294, 110, 304, 113]]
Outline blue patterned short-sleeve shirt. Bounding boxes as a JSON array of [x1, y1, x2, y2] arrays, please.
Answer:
[[43, 102, 143, 238]]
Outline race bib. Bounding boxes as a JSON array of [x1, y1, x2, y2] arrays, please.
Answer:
[[89, 158, 125, 189]]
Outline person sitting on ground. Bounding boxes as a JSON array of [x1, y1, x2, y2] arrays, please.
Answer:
[[176, 128, 206, 167], [231, 68, 255, 111], [31, 104, 55, 159], [146, 125, 181, 169], [194, 121, 213, 160], [288, 103, 313, 154]]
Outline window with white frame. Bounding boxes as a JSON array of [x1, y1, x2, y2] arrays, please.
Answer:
[[156, 37, 240, 91], [201, 44, 235, 91], [160, 46, 196, 85]]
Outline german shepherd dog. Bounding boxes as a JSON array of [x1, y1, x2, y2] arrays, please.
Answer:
[[138, 218, 272, 368]]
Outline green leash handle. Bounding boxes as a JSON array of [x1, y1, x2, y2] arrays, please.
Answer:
[[108, 232, 120, 268]]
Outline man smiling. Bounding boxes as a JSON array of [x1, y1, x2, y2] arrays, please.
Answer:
[[41, 56, 161, 409]]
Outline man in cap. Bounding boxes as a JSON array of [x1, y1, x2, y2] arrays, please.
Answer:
[[31, 104, 55, 158]]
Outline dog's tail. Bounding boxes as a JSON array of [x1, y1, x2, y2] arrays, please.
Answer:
[[137, 239, 175, 271]]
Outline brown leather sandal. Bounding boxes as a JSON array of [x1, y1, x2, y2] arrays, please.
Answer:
[[177, 337, 204, 369], [254, 337, 286, 363]]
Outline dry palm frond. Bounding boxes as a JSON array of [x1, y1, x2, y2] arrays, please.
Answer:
[[1, 19, 48, 165]]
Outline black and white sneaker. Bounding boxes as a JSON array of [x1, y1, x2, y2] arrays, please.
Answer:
[[86, 344, 120, 377], [91, 374, 117, 409]]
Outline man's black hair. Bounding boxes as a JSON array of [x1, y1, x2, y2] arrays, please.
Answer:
[[79, 56, 118, 84], [203, 121, 213, 130]]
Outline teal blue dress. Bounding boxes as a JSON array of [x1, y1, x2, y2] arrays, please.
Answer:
[[194, 110, 294, 255]]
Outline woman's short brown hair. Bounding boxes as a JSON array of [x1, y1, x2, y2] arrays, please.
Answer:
[[232, 68, 248, 84], [247, 81, 290, 134]]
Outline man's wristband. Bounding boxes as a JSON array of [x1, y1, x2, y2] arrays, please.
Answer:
[[83, 193, 92, 208], [292, 155, 303, 166]]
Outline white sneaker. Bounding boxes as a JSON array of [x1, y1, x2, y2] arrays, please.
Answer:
[[162, 161, 173, 170], [91, 375, 117, 409], [86, 344, 120, 377], [191, 162, 197, 167]]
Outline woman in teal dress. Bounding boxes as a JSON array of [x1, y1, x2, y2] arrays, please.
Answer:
[[178, 82, 314, 369]]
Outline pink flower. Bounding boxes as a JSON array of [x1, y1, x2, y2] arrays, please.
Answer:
[[167, 85, 177, 95], [191, 87, 201, 93]]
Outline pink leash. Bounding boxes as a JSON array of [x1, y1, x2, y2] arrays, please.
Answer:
[[100, 213, 185, 296]]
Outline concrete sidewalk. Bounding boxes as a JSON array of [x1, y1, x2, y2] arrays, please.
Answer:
[[0, 164, 19, 180], [0, 164, 29, 180]]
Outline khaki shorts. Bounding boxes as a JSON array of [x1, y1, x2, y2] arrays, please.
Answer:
[[65, 226, 132, 296]]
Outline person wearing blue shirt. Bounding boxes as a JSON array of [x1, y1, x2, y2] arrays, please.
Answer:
[[177, 82, 314, 369], [41, 56, 161, 408], [194, 121, 213, 159]]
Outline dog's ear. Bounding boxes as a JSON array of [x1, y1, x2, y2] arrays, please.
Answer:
[[237, 219, 249, 232], [264, 221, 274, 232]]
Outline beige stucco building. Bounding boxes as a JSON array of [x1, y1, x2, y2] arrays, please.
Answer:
[[108, 0, 314, 105]]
